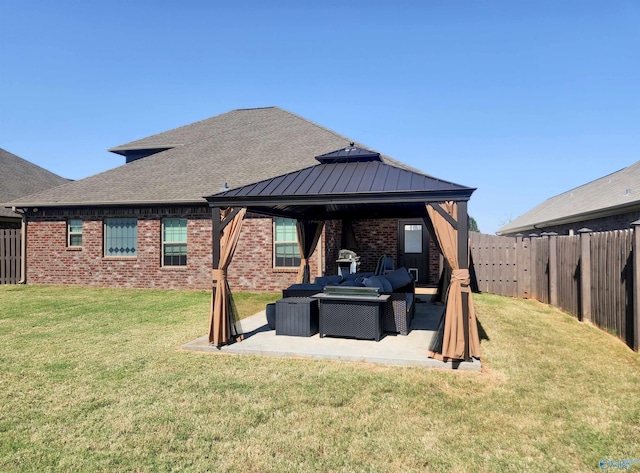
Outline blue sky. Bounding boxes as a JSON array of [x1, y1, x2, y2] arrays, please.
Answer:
[[1, 0, 638, 234]]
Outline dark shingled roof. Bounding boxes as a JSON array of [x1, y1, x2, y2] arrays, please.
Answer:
[[0, 148, 69, 219], [498, 160, 640, 235], [7, 107, 425, 208]]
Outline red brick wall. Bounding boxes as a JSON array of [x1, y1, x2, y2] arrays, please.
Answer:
[[228, 215, 320, 292], [25, 207, 441, 291], [428, 237, 441, 285], [324, 220, 342, 274], [353, 219, 398, 273], [26, 209, 213, 290], [323, 219, 442, 285], [25, 208, 320, 292]]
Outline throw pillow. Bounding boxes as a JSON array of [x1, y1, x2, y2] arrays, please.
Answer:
[[385, 267, 414, 291], [364, 275, 392, 292]]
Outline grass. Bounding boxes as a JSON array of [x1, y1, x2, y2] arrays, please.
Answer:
[[0, 286, 638, 472]]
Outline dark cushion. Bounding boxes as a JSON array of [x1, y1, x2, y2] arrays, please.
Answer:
[[364, 275, 393, 292], [314, 275, 343, 286], [342, 271, 374, 281], [286, 283, 323, 291], [385, 267, 414, 291], [339, 279, 365, 287]]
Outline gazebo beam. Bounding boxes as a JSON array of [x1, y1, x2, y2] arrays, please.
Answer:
[[431, 203, 458, 230], [212, 207, 221, 269]]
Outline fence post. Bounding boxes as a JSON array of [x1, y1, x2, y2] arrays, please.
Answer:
[[529, 234, 538, 301], [516, 234, 523, 298], [631, 221, 640, 352], [520, 234, 531, 299], [546, 232, 558, 307], [579, 228, 592, 324]]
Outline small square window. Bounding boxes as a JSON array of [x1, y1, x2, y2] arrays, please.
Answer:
[[104, 218, 137, 257]]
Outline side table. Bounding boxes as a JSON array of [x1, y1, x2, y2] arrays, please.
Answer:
[[275, 297, 319, 337]]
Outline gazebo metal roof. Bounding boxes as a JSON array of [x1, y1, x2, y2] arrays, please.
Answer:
[[205, 149, 475, 220]]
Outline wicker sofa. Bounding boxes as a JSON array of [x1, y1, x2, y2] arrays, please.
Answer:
[[281, 267, 415, 335]]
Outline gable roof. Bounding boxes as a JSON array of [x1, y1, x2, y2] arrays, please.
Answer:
[[0, 148, 69, 219], [498, 160, 640, 235], [7, 107, 424, 209]]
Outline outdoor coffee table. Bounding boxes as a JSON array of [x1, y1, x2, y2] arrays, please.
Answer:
[[311, 292, 390, 341]]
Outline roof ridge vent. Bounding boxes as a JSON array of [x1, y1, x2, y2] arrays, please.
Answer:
[[315, 144, 382, 164]]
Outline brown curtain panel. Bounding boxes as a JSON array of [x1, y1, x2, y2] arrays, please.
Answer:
[[295, 220, 325, 284], [208, 207, 247, 345], [426, 202, 481, 361]]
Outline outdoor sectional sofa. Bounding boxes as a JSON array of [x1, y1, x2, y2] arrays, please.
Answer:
[[282, 267, 416, 336]]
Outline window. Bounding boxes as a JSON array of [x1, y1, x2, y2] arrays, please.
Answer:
[[104, 218, 137, 257], [162, 218, 187, 267], [404, 224, 423, 253], [273, 218, 300, 268], [68, 219, 82, 247]]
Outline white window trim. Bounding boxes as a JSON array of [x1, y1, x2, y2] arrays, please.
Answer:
[[67, 219, 82, 248], [162, 218, 187, 267], [273, 218, 300, 269]]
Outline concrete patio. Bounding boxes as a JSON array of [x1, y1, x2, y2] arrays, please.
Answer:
[[182, 291, 481, 371]]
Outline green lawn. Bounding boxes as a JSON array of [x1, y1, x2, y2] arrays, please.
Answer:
[[0, 286, 638, 472]]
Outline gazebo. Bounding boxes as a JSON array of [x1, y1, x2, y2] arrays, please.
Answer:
[[204, 145, 480, 362]]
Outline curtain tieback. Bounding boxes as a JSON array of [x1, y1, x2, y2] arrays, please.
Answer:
[[450, 269, 471, 290], [212, 269, 227, 282]]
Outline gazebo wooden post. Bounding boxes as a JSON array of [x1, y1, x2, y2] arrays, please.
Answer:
[[457, 200, 471, 361], [211, 206, 221, 303]]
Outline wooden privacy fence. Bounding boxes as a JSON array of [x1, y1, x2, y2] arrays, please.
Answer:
[[0, 228, 22, 284], [470, 229, 640, 352]]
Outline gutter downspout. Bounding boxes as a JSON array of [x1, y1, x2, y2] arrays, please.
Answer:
[[12, 207, 27, 284]]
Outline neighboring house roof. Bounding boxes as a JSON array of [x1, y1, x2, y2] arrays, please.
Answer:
[[498, 160, 640, 235], [0, 148, 69, 219], [8, 107, 423, 208]]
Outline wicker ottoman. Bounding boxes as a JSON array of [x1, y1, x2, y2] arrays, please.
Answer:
[[275, 297, 319, 337]]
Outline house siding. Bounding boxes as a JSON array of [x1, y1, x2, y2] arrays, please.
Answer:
[[25, 207, 438, 290], [0, 220, 21, 230]]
